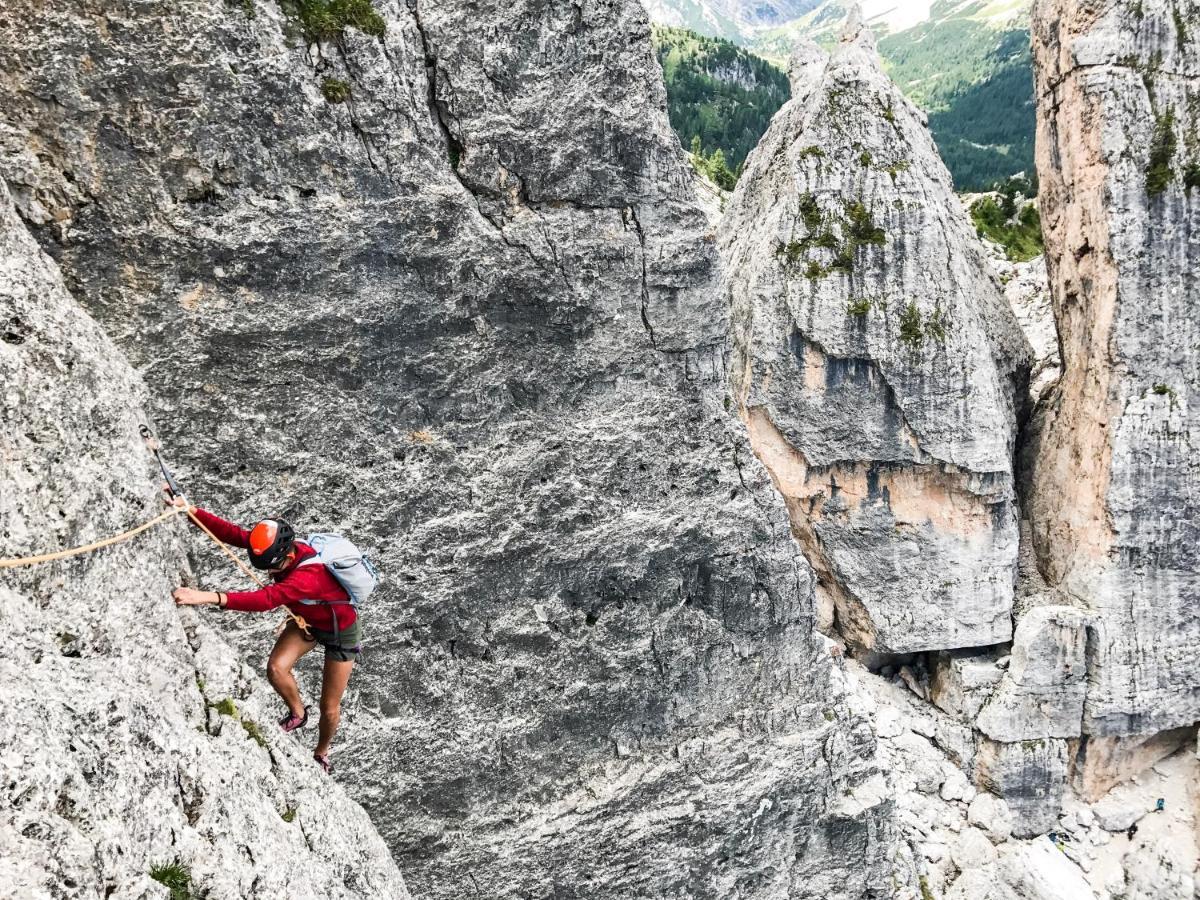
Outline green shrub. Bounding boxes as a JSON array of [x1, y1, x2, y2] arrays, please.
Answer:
[[150, 860, 192, 900], [1147, 109, 1177, 196], [286, 0, 386, 42], [282, 806, 298, 823], [925, 303, 949, 343], [321, 77, 351, 103], [225, 0, 255, 17], [844, 200, 886, 246], [690, 144, 737, 191], [804, 260, 827, 280], [858, 150, 873, 167], [899, 301, 924, 348], [777, 240, 805, 263], [846, 297, 872, 317], [798, 145, 825, 159], [798, 194, 823, 232], [969, 195, 1044, 261]]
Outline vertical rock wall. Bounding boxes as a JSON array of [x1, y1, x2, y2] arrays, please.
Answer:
[[723, 22, 1032, 656], [0, 1, 907, 896], [0, 179, 409, 898], [1028, 0, 1200, 792]]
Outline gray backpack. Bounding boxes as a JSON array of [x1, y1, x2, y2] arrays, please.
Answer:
[[298, 533, 379, 606]]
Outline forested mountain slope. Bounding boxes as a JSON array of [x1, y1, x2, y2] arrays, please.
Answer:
[[652, 25, 790, 179], [647, 0, 1036, 190]]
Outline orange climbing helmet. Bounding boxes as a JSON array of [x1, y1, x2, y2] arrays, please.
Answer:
[[248, 518, 296, 570]]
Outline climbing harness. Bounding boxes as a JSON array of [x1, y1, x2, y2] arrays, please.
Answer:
[[2, 424, 315, 638]]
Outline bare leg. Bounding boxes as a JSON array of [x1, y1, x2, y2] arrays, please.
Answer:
[[315, 656, 355, 757], [266, 623, 316, 718]]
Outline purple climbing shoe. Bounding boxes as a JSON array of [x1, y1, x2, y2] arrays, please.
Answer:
[[278, 707, 308, 733], [314, 752, 333, 775]]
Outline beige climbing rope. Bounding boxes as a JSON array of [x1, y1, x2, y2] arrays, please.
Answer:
[[0, 505, 187, 568]]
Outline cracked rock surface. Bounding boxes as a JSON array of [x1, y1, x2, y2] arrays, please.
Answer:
[[0, 1, 906, 896], [1027, 0, 1200, 768], [0, 179, 409, 899]]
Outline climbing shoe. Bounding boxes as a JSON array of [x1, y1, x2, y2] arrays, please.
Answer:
[[279, 707, 309, 733], [314, 752, 333, 775]]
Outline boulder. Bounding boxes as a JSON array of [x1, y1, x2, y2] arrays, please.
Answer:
[[931, 650, 1007, 722], [968, 793, 1016, 844], [974, 605, 1090, 742]]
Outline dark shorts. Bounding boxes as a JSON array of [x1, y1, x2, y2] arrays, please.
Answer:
[[303, 617, 362, 662]]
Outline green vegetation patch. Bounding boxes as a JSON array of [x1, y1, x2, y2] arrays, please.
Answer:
[[777, 196, 888, 280], [282, 806, 298, 823], [925, 303, 949, 344], [1147, 108, 1178, 196], [210, 697, 238, 718], [322, 77, 352, 103], [847, 296, 887, 317], [285, 0, 386, 42], [899, 301, 924, 348], [898, 300, 949, 350], [689, 136, 737, 190], [844, 201, 885, 247], [225, 0, 255, 18], [242, 718, 268, 748], [970, 185, 1044, 261], [209, 697, 268, 748], [150, 860, 193, 900], [1152, 383, 1179, 407]]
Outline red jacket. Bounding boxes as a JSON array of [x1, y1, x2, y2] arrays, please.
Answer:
[[190, 508, 356, 632]]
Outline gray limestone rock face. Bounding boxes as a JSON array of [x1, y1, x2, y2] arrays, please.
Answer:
[[723, 23, 1032, 655], [974, 737, 1069, 838], [0, 179, 409, 899], [1073, 725, 1196, 803], [974, 604, 1091, 743], [981, 245, 1059, 405], [930, 649, 1007, 723], [0, 1, 905, 896], [1027, 0, 1200, 740]]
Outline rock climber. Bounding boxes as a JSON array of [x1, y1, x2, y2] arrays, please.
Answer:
[[166, 490, 359, 775]]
